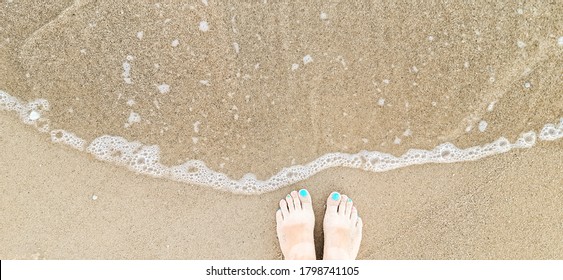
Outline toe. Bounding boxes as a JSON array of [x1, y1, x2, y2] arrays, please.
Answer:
[[326, 191, 341, 214], [291, 190, 301, 210], [351, 206, 358, 224], [338, 195, 348, 215], [356, 216, 363, 230], [345, 197, 354, 218], [285, 194, 295, 211], [276, 208, 283, 223], [279, 199, 289, 217], [298, 189, 313, 210], [354, 217, 363, 256]]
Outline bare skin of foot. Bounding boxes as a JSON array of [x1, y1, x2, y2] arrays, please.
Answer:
[[323, 192, 363, 260], [276, 189, 316, 260]]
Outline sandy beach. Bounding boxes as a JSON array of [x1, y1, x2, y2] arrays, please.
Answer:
[[1, 1, 562, 259], [1, 113, 562, 259]]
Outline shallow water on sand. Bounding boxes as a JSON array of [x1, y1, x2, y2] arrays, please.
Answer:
[[1, 1, 562, 193]]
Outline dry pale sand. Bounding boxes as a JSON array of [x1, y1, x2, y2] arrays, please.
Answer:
[[1, 112, 562, 259]]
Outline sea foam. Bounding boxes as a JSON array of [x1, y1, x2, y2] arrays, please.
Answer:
[[1, 89, 562, 194]]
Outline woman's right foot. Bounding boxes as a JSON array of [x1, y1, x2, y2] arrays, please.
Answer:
[[276, 189, 316, 260], [323, 192, 363, 260]]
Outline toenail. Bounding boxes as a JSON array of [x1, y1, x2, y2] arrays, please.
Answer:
[[331, 192, 340, 201], [348, 198, 352, 202], [287, 194, 291, 198], [299, 189, 308, 197]]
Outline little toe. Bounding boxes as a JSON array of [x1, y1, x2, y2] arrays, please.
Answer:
[[291, 190, 301, 210], [326, 192, 341, 214], [298, 189, 313, 210], [285, 194, 295, 211], [279, 199, 289, 217], [338, 195, 348, 215], [276, 208, 283, 223]]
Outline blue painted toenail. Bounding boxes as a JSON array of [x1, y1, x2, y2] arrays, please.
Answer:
[[299, 189, 308, 197], [331, 192, 340, 201], [348, 198, 352, 202]]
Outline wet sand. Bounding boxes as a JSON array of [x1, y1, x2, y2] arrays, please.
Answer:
[[1, 112, 562, 259], [1, 1, 561, 181]]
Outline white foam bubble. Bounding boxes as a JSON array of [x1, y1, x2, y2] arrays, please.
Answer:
[[539, 118, 563, 141], [513, 131, 536, 148], [50, 129, 86, 151], [320, 12, 328, 20], [377, 98, 385, 106], [517, 40, 526, 48], [171, 39, 179, 47], [478, 120, 488, 132], [487, 101, 496, 112], [303, 55, 313, 65], [558, 37, 563, 47], [199, 21, 209, 32], [29, 110, 40, 121], [233, 42, 240, 53], [0, 90, 50, 132], [136, 31, 144, 40], [465, 125, 473, 132], [291, 63, 299, 71], [122, 59, 133, 84], [87, 135, 167, 177], [393, 137, 402, 145], [193, 121, 201, 133], [127, 111, 141, 125], [157, 83, 170, 93]]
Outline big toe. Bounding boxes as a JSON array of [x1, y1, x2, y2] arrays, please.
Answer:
[[298, 189, 313, 210], [326, 192, 341, 214]]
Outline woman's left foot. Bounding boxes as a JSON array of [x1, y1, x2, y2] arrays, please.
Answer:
[[322, 192, 363, 260]]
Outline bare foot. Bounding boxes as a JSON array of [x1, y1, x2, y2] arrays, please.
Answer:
[[323, 192, 363, 260], [276, 189, 316, 260]]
